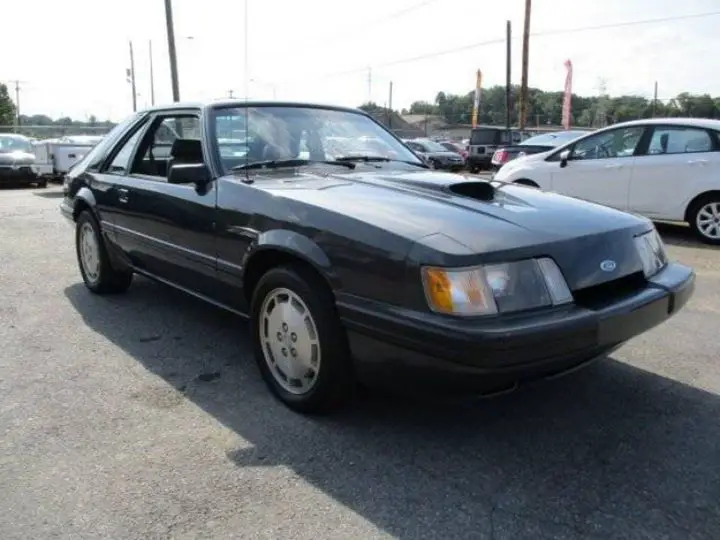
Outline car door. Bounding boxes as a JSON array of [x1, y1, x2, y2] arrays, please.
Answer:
[[94, 116, 154, 255], [549, 125, 646, 210], [112, 111, 220, 298], [628, 125, 720, 221]]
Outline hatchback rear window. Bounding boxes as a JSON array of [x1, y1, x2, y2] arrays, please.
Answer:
[[470, 129, 509, 145]]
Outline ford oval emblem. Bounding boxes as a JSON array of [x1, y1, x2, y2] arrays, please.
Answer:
[[600, 259, 617, 272]]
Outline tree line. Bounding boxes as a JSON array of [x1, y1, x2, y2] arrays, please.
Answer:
[[363, 85, 720, 128]]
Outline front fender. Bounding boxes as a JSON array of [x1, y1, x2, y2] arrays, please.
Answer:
[[241, 229, 340, 289]]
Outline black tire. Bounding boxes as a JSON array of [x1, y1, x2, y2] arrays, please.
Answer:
[[688, 195, 720, 245], [37, 179, 48, 188], [469, 166, 480, 174], [75, 210, 133, 294], [249, 264, 354, 414]]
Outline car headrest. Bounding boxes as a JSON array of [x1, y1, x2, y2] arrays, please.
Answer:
[[170, 138, 203, 162]]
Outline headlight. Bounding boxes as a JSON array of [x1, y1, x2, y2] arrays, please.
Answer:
[[634, 228, 667, 278], [422, 257, 573, 316]]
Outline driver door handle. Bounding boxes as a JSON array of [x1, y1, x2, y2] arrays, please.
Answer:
[[604, 164, 623, 169], [117, 188, 129, 204]]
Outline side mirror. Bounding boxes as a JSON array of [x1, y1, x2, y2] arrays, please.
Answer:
[[559, 149, 571, 168], [168, 163, 210, 186]]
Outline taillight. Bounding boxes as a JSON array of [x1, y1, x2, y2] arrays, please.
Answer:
[[494, 150, 509, 163]]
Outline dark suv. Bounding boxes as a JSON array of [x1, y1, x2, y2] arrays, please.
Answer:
[[466, 127, 522, 173]]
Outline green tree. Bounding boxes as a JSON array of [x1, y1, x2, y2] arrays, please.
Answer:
[[0, 83, 16, 126]]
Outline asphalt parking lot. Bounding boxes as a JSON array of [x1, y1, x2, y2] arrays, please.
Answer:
[[1, 186, 719, 540]]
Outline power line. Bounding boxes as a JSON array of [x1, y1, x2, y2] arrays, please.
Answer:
[[306, 10, 720, 81], [301, 0, 441, 47]]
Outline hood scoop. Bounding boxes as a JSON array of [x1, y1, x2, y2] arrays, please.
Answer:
[[447, 181, 495, 202]]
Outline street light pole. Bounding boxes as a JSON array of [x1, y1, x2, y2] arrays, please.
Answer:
[[164, 0, 181, 102], [149, 40, 156, 106], [129, 41, 137, 112]]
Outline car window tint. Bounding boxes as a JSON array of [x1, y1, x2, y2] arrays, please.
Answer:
[[107, 128, 145, 175], [571, 126, 644, 160], [647, 127, 713, 155], [131, 115, 202, 179]]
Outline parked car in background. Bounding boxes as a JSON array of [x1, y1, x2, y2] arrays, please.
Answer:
[[61, 100, 694, 413], [0, 134, 44, 188], [493, 118, 720, 244], [403, 137, 465, 171], [491, 130, 591, 170], [438, 140, 469, 160], [467, 126, 523, 173]]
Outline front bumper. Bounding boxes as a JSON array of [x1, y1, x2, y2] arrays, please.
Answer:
[[436, 161, 466, 171], [59, 198, 74, 223], [338, 262, 695, 395], [0, 165, 38, 184]]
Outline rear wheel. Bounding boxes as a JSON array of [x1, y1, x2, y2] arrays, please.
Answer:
[[75, 210, 133, 294], [250, 264, 354, 414], [688, 196, 720, 245]]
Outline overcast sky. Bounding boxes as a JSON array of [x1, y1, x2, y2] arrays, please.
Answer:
[[3, 0, 719, 121]]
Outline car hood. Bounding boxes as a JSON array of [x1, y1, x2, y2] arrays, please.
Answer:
[[249, 167, 651, 289], [0, 151, 35, 165]]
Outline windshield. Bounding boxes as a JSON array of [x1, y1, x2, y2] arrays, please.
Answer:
[[520, 131, 590, 147], [0, 136, 32, 154], [470, 128, 509, 146], [210, 106, 422, 174]]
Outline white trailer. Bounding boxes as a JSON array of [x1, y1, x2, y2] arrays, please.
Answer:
[[32, 135, 104, 182]]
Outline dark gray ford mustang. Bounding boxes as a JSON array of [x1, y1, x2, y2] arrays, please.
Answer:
[[60, 101, 695, 413]]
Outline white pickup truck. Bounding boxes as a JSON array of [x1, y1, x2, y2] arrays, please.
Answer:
[[32, 135, 104, 182]]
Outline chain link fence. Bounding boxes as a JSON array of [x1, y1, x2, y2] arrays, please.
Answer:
[[0, 125, 115, 140]]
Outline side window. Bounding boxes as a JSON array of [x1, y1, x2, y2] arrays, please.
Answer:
[[106, 127, 145, 175], [131, 115, 201, 179], [78, 113, 145, 172], [571, 126, 644, 160], [647, 127, 713, 155], [407, 142, 423, 152]]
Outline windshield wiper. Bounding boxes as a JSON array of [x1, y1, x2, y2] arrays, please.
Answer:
[[231, 158, 355, 171], [335, 155, 429, 168]]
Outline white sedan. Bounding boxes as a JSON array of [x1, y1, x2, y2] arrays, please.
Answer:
[[493, 118, 720, 244]]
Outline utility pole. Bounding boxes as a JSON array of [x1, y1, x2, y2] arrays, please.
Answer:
[[505, 20, 512, 140], [149, 40, 155, 106], [13, 80, 21, 131], [367, 67, 372, 104], [244, 0, 249, 97], [228, 89, 234, 98], [652, 81, 658, 117], [128, 41, 137, 112], [388, 81, 393, 129], [518, 0, 531, 130], [164, 0, 180, 101]]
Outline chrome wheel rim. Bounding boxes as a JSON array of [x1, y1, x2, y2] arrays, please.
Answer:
[[259, 287, 321, 395], [79, 222, 101, 283], [696, 202, 720, 240]]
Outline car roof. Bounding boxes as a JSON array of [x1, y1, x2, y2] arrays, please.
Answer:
[[608, 117, 720, 130], [138, 100, 368, 116]]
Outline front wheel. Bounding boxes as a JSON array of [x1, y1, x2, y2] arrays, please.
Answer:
[[75, 211, 133, 294], [688, 197, 720, 245], [250, 264, 354, 414]]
